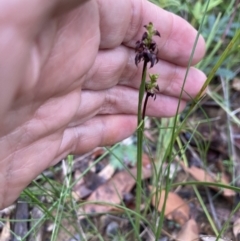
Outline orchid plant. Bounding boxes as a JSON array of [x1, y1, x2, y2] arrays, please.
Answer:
[[134, 22, 160, 237]]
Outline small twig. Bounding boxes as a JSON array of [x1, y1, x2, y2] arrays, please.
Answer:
[[205, 187, 222, 230], [142, 93, 151, 120]]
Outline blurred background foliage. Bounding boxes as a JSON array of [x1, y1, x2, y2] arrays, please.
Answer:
[[150, 0, 240, 80]]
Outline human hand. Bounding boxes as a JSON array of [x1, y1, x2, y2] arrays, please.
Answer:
[[0, 0, 205, 209]]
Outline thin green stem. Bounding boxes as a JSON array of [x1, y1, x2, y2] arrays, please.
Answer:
[[135, 60, 148, 240]]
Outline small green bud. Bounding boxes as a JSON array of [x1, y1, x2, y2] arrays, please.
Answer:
[[145, 74, 159, 100]]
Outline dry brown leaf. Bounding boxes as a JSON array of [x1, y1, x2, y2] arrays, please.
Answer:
[[176, 218, 199, 241], [181, 163, 235, 199], [150, 188, 189, 225], [219, 173, 235, 198], [82, 167, 152, 213], [185, 166, 215, 183], [0, 216, 11, 241], [98, 163, 115, 180], [142, 153, 152, 168], [233, 217, 240, 240], [199, 235, 232, 241], [91, 147, 105, 159], [232, 78, 240, 91], [72, 170, 101, 200], [73, 163, 115, 201]]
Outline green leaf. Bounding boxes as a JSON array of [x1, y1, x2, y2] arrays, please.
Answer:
[[109, 144, 137, 170]]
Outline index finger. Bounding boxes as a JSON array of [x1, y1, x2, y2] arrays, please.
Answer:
[[97, 0, 205, 66]]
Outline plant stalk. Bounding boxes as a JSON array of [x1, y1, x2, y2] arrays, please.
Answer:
[[142, 93, 151, 120], [135, 60, 148, 239]]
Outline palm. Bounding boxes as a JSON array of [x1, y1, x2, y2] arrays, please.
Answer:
[[0, 0, 205, 209]]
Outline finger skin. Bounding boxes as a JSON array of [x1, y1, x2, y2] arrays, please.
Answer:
[[52, 0, 90, 16], [0, 115, 137, 209], [82, 46, 206, 100], [97, 0, 205, 65], [69, 86, 186, 129], [0, 0, 206, 209], [37, 0, 205, 100]]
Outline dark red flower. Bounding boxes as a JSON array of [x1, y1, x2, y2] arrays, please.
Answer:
[[135, 23, 160, 68]]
